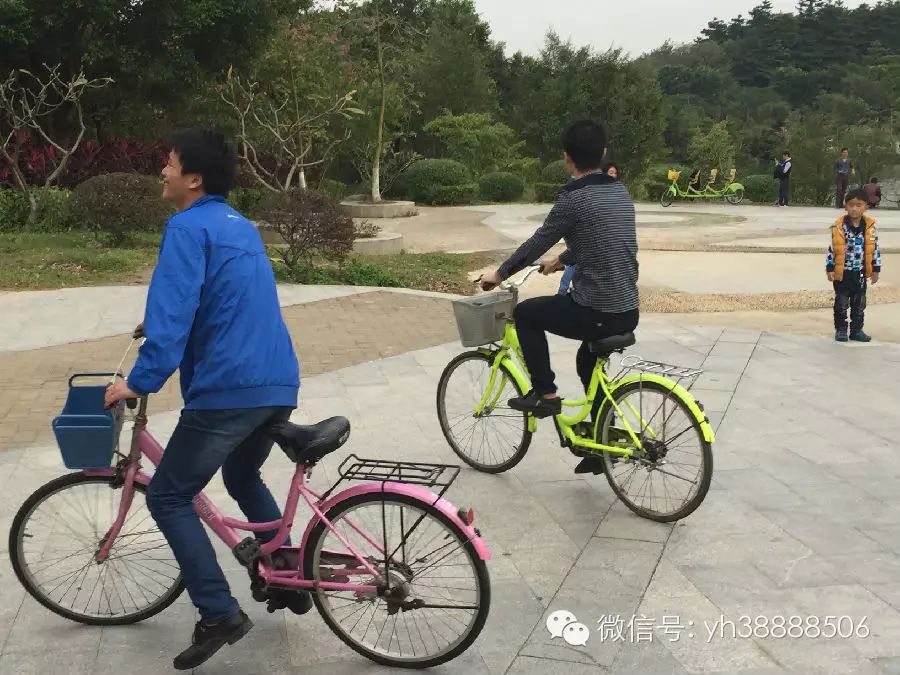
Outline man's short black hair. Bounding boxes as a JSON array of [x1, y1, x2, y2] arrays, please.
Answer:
[[563, 120, 607, 172], [167, 128, 236, 196], [870, 176, 878, 183], [845, 188, 868, 205], [841, 147, 849, 153], [783, 150, 791, 156]]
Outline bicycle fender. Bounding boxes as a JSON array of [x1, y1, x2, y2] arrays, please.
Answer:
[[609, 374, 715, 443], [728, 182, 745, 192], [477, 349, 537, 433], [300, 482, 491, 562]]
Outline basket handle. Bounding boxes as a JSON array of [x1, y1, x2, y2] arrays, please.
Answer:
[[68, 372, 123, 387]]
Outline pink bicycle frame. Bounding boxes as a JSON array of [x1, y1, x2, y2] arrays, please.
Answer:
[[84, 405, 489, 595]]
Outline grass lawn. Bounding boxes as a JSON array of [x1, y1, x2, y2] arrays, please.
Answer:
[[0, 231, 161, 289], [0, 231, 489, 295]]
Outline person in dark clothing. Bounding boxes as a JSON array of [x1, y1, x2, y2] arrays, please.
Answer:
[[774, 151, 792, 206], [834, 147, 854, 208], [863, 177, 882, 208], [826, 189, 881, 343], [479, 120, 639, 426]]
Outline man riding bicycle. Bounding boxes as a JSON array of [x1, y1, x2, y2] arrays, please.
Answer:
[[104, 129, 306, 669], [480, 120, 639, 472]]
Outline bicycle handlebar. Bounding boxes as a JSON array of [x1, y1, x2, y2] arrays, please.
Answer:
[[476, 265, 544, 292]]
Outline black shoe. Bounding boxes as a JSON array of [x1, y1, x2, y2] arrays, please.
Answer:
[[508, 391, 561, 418], [266, 588, 313, 615], [574, 456, 607, 475], [174, 610, 253, 670]]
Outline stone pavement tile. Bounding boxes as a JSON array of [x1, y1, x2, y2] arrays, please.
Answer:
[[608, 637, 690, 674], [506, 655, 606, 675], [689, 387, 734, 412], [759, 639, 883, 675], [717, 328, 762, 344], [756, 510, 886, 556], [819, 552, 900, 586], [3, 591, 101, 656], [693, 369, 744, 392], [526, 479, 616, 550], [0, 647, 97, 675], [707, 340, 758, 359], [593, 503, 673, 544], [475, 579, 546, 675], [874, 657, 900, 674]]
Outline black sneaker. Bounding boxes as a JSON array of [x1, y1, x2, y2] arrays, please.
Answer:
[[508, 391, 562, 418], [173, 610, 253, 671], [849, 329, 872, 343], [266, 588, 314, 615], [574, 456, 606, 475]]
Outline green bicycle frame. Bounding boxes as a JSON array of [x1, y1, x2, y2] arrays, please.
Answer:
[[474, 322, 714, 458]]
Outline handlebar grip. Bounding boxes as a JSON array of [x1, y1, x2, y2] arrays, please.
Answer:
[[126, 398, 138, 410], [132, 328, 145, 339]]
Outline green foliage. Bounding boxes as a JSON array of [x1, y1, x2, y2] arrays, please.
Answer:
[[317, 179, 348, 201], [505, 157, 541, 183], [0, 188, 70, 232], [67, 174, 171, 245], [742, 175, 777, 203], [479, 172, 525, 202], [430, 183, 478, 206], [423, 112, 524, 176], [228, 188, 267, 219], [534, 183, 561, 203], [541, 159, 571, 184], [401, 159, 473, 204], [687, 121, 735, 173], [639, 164, 690, 202], [338, 258, 402, 287]]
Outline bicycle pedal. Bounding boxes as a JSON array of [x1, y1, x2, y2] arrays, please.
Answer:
[[233, 537, 262, 566], [266, 589, 313, 616]]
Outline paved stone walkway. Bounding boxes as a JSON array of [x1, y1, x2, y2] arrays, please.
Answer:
[[0, 291, 458, 454], [3, 310, 900, 674]]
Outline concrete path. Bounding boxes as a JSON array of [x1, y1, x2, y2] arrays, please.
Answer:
[[3, 308, 900, 674]]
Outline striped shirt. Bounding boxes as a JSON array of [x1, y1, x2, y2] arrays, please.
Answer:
[[498, 172, 639, 313]]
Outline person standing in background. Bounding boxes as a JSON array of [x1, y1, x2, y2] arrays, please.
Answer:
[[774, 151, 792, 207], [834, 147, 854, 208]]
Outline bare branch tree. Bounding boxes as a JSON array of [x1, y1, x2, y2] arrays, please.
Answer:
[[220, 68, 360, 193], [0, 64, 112, 221]]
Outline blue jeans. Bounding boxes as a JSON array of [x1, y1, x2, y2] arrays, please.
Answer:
[[558, 265, 576, 294], [147, 406, 293, 623]]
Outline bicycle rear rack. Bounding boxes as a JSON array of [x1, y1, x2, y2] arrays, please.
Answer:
[[319, 454, 461, 501], [614, 355, 704, 390]]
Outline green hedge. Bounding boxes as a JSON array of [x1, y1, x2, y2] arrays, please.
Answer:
[[0, 188, 71, 232], [317, 178, 347, 201], [541, 159, 571, 184], [479, 172, 525, 202], [68, 173, 172, 245], [228, 187, 267, 219], [402, 159, 474, 205], [742, 174, 776, 203], [534, 183, 562, 203]]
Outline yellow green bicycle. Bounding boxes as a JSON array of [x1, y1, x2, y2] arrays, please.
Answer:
[[437, 266, 714, 522]]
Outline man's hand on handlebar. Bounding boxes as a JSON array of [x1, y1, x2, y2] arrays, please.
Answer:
[[133, 321, 145, 339], [539, 255, 564, 274], [105, 379, 138, 410], [479, 268, 502, 292]]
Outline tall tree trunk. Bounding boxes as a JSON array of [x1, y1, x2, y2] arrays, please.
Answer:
[[371, 2, 385, 203]]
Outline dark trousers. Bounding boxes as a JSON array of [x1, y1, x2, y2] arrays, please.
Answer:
[[778, 177, 790, 205], [146, 406, 293, 623], [836, 174, 849, 208], [833, 273, 867, 331], [513, 294, 639, 396]]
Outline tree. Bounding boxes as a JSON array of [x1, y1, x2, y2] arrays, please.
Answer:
[[688, 121, 736, 172], [0, 64, 111, 220], [423, 112, 523, 176], [0, 1, 297, 136], [220, 12, 362, 192]]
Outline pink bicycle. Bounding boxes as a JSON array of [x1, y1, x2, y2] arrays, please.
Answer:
[[8, 340, 491, 669]]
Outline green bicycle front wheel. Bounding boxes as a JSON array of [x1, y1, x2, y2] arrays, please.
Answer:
[[436, 351, 532, 473], [725, 187, 744, 205], [660, 190, 674, 207], [596, 380, 712, 522]]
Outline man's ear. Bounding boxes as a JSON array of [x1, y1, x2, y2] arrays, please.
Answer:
[[187, 173, 204, 191]]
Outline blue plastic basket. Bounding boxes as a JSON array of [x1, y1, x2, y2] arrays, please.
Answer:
[[52, 373, 125, 470]]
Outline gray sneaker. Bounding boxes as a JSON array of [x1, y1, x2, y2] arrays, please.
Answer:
[[835, 328, 848, 342]]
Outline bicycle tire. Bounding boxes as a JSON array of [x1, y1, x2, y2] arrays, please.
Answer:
[[436, 350, 531, 473], [9, 473, 185, 626], [660, 190, 674, 207], [725, 187, 744, 205], [303, 492, 491, 669], [596, 380, 712, 522]]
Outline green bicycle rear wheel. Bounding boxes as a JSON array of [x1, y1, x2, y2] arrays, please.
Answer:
[[596, 380, 712, 522], [436, 351, 532, 473]]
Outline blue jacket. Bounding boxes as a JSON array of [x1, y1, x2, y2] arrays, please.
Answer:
[[128, 195, 300, 410]]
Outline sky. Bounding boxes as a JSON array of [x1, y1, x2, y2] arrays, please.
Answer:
[[472, 0, 870, 57]]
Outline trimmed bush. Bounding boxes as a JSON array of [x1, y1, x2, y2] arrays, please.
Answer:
[[541, 159, 571, 184], [479, 172, 525, 202], [742, 174, 777, 203], [505, 157, 541, 183], [430, 183, 479, 206], [258, 189, 355, 273], [401, 159, 473, 204], [68, 174, 171, 245], [534, 183, 562, 203], [228, 187, 267, 219]]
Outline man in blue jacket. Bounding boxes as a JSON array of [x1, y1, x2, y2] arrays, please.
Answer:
[[104, 129, 302, 670]]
